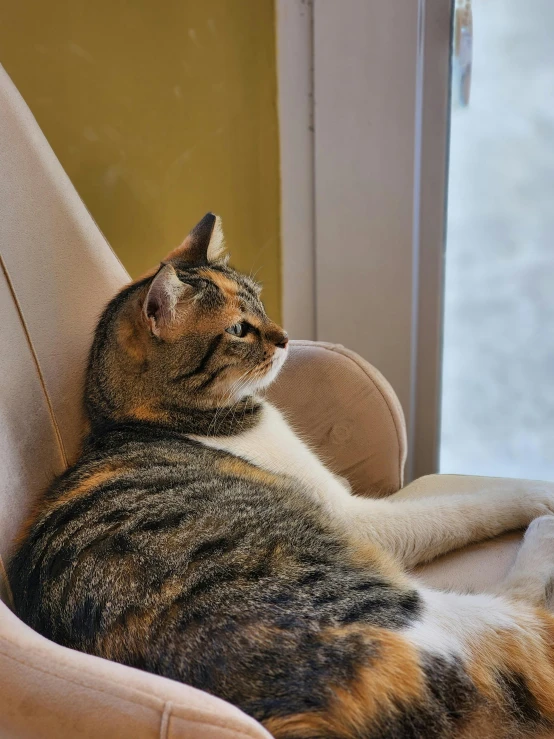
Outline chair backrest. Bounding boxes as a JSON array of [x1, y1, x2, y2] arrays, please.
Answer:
[[0, 64, 129, 594]]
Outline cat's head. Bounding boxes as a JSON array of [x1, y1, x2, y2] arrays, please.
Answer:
[[86, 213, 288, 432]]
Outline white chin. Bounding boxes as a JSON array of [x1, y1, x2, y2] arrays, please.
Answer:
[[243, 348, 288, 398]]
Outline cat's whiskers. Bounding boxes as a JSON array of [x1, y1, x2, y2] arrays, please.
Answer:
[[222, 372, 255, 433], [207, 389, 234, 437]]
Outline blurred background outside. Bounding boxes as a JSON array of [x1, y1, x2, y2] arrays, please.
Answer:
[[440, 0, 554, 480]]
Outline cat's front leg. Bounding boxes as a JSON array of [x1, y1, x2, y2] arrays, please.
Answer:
[[334, 486, 554, 569]]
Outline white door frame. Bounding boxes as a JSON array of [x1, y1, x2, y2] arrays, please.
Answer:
[[277, 0, 452, 482], [276, 0, 316, 342]]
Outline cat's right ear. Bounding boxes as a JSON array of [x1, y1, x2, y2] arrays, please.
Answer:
[[143, 263, 191, 337], [164, 213, 225, 267]]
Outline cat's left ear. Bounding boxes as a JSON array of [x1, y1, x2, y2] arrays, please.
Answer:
[[143, 263, 192, 337], [165, 212, 226, 267]]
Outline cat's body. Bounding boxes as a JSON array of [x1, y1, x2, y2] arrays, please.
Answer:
[[10, 215, 554, 738]]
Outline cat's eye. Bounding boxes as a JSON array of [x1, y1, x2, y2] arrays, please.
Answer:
[[226, 321, 250, 338]]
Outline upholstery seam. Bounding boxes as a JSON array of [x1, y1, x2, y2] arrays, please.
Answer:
[[0, 254, 68, 467], [0, 642, 264, 739], [167, 717, 264, 738], [293, 341, 405, 489], [160, 701, 172, 739]]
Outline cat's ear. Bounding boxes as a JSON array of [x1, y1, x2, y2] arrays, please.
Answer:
[[143, 263, 191, 337], [165, 212, 226, 267]]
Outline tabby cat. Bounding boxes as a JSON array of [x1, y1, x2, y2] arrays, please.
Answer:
[[10, 214, 554, 738]]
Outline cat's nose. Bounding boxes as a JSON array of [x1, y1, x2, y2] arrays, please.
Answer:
[[275, 332, 289, 349], [266, 324, 289, 349]]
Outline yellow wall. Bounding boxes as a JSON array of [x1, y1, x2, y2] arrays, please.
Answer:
[[0, 1, 281, 320]]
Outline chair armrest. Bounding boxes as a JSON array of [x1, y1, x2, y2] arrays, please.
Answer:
[[390, 473, 554, 502], [391, 473, 554, 593], [267, 340, 407, 497], [0, 602, 270, 739]]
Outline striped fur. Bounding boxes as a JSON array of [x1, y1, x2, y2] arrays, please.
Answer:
[[9, 214, 554, 738]]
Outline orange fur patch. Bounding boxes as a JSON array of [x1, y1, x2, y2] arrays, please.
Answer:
[[172, 298, 238, 340], [199, 269, 239, 301], [265, 626, 425, 739], [116, 314, 148, 364], [129, 403, 167, 423], [50, 467, 129, 512], [14, 465, 130, 549], [348, 540, 411, 589], [217, 456, 282, 487], [466, 606, 554, 719], [99, 576, 185, 661]]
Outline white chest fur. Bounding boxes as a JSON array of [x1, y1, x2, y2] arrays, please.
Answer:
[[188, 402, 350, 508]]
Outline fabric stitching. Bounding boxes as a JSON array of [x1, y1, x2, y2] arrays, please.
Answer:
[[293, 341, 405, 490], [168, 716, 266, 739], [0, 254, 68, 468], [0, 641, 265, 739], [160, 701, 172, 739]]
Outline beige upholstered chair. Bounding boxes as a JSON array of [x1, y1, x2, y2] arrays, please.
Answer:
[[1, 64, 550, 737]]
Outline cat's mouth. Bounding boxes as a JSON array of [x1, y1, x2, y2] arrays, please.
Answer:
[[253, 347, 288, 392], [228, 347, 288, 402]]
